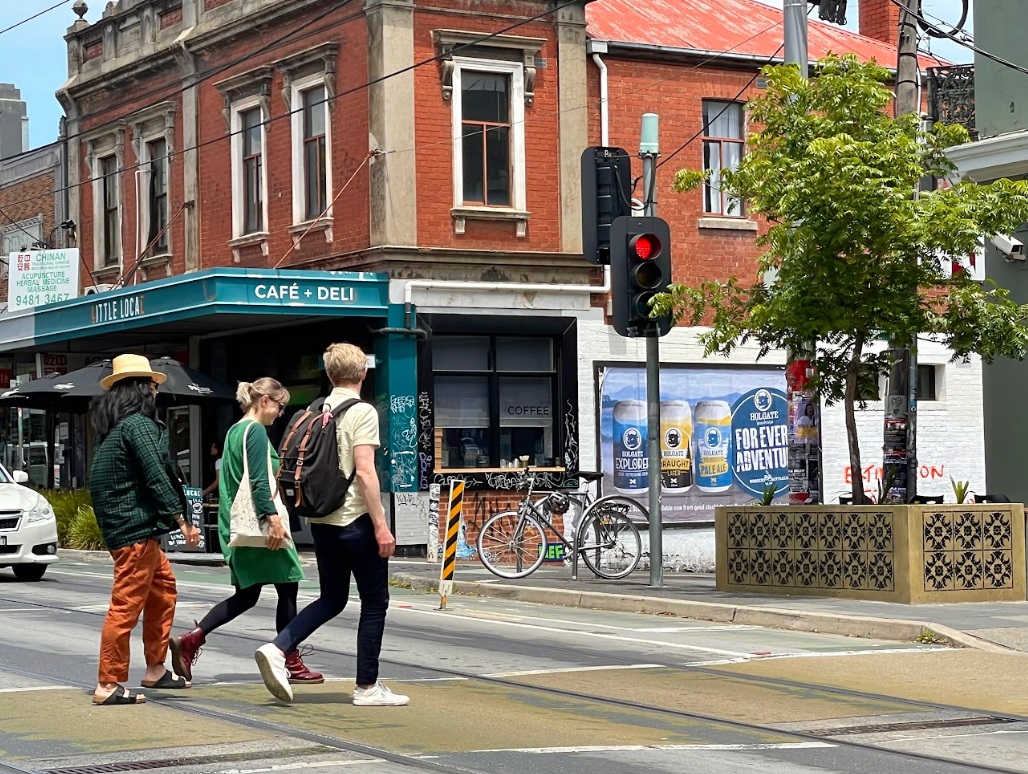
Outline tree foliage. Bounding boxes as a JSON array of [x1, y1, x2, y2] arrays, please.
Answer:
[[653, 55, 1028, 501]]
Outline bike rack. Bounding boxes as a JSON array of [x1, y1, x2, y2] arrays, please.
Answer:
[[569, 494, 649, 582]]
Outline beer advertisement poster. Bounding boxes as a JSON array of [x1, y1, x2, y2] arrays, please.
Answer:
[[597, 365, 790, 523]]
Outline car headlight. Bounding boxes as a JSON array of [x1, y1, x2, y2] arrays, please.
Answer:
[[25, 498, 55, 524]]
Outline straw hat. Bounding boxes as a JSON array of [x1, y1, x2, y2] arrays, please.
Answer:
[[100, 354, 168, 390]]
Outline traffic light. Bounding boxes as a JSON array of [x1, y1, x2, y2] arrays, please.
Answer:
[[610, 216, 672, 337], [581, 147, 632, 265]]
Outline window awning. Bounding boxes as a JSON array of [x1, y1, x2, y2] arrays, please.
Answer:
[[0, 268, 390, 353]]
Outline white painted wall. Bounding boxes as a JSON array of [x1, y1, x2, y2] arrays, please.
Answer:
[[575, 316, 987, 572]]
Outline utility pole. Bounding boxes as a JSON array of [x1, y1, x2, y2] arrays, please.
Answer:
[[639, 112, 663, 588], [882, 0, 921, 504], [783, 0, 824, 505]]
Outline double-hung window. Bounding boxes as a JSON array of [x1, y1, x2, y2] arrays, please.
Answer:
[[290, 79, 332, 225], [100, 155, 120, 266], [702, 101, 745, 216], [450, 58, 527, 224], [433, 336, 558, 470], [302, 86, 328, 219], [461, 72, 511, 207], [236, 105, 265, 235], [145, 138, 169, 255]]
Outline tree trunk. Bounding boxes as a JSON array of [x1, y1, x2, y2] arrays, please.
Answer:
[[845, 335, 865, 504]]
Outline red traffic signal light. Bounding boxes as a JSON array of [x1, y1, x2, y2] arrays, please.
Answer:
[[629, 234, 659, 261], [610, 217, 673, 338]]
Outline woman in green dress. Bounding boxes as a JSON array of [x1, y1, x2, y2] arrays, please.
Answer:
[[170, 377, 323, 684]]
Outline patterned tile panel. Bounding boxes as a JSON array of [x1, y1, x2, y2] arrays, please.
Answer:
[[724, 510, 895, 592], [921, 509, 1012, 592]]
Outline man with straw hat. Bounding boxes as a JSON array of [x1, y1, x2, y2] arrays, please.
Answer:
[[89, 354, 201, 705]]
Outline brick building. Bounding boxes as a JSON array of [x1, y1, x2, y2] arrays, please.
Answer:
[[0, 0, 983, 558]]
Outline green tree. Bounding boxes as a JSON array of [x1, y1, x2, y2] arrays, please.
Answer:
[[654, 55, 1028, 504]]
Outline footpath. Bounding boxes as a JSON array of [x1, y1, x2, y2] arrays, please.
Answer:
[[58, 549, 1028, 654]]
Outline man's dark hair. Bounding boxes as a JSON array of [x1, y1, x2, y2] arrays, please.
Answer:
[[90, 378, 157, 443]]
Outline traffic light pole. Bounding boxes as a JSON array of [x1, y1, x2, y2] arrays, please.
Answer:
[[640, 113, 663, 588]]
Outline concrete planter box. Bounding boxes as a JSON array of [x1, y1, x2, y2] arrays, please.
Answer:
[[715, 504, 1026, 603]]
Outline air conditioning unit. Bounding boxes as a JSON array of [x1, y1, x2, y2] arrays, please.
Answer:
[[84, 283, 116, 295]]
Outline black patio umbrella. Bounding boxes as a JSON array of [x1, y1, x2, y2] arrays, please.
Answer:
[[0, 358, 235, 407], [0, 367, 104, 411], [148, 357, 236, 404]]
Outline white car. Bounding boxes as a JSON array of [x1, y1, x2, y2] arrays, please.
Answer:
[[0, 466, 58, 581]]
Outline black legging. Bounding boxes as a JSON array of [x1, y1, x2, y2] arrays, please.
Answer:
[[196, 582, 298, 638]]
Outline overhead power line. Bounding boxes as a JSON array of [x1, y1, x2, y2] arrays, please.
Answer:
[[0, 0, 581, 211], [887, 0, 1028, 77], [0, 0, 71, 37]]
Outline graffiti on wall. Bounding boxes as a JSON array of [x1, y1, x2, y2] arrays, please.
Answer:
[[388, 394, 418, 491], [844, 463, 946, 484], [417, 391, 433, 491]]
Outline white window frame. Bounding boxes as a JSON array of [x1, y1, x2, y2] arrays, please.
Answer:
[[93, 153, 122, 271], [701, 100, 746, 218], [140, 135, 171, 258], [450, 57, 527, 236], [290, 73, 333, 231], [230, 96, 269, 242]]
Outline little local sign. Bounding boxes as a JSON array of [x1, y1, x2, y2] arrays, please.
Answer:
[[7, 249, 81, 312]]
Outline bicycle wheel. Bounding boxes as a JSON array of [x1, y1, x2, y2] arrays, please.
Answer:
[[477, 510, 548, 579], [578, 499, 643, 579]]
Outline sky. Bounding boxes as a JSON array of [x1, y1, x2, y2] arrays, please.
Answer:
[[0, 0, 976, 151]]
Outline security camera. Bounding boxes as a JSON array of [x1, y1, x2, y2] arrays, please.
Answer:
[[990, 233, 1024, 260]]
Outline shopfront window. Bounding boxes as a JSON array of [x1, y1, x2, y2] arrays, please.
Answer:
[[434, 336, 557, 470]]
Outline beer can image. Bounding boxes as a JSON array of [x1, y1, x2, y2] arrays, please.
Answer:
[[660, 400, 693, 493], [694, 399, 733, 493], [612, 400, 648, 495]]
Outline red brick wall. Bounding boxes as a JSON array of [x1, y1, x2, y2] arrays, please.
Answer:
[[593, 58, 767, 299], [412, 1, 562, 250], [196, 9, 369, 269], [160, 6, 183, 29], [859, 0, 901, 46], [0, 170, 59, 305], [435, 489, 569, 557], [77, 75, 186, 282]]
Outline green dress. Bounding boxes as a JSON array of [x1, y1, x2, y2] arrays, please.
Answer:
[[218, 419, 304, 589]]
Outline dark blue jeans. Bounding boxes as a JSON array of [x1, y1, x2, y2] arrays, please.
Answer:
[[273, 514, 389, 686]]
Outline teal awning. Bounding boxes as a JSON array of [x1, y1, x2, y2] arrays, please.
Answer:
[[0, 268, 390, 351]]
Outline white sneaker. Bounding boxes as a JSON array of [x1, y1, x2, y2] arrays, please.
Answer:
[[255, 644, 293, 703], [353, 683, 409, 706]]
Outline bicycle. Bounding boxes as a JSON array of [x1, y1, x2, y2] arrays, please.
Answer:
[[476, 468, 647, 580]]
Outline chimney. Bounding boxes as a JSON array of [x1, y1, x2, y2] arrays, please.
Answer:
[[858, 0, 901, 47]]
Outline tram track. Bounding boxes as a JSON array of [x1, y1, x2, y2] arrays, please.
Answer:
[[2, 588, 1026, 773]]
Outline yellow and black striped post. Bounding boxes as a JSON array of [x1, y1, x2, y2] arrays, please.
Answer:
[[438, 480, 464, 610]]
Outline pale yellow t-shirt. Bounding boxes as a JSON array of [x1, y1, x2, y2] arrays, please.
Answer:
[[318, 386, 380, 528]]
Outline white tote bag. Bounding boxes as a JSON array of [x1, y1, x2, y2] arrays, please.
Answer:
[[228, 422, 293, 549]]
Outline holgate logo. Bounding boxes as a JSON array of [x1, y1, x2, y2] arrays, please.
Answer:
[[665, 428, 681, 448], [704, 427, 723, 449], [754, 389, 772, 412], [622, 427, 643, 452]]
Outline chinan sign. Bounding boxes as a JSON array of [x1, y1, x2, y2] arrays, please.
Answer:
[[7, 250, 81, 312]]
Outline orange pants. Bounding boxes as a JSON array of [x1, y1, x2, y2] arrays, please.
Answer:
[[98, 539, 178, 684]]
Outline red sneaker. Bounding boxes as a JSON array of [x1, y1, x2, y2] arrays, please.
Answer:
[[285, 647, 324, 684], [170, 626, 206, 682]]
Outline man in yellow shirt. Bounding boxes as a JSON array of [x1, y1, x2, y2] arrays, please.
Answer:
[[255, 342, 407, 706]]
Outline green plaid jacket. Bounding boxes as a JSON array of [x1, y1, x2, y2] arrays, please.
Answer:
[[89, 413, 186, 550]]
